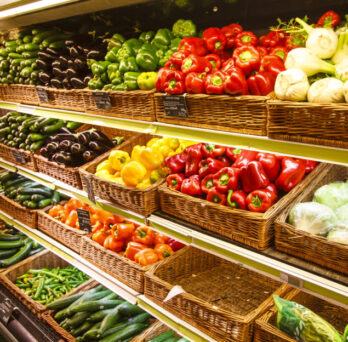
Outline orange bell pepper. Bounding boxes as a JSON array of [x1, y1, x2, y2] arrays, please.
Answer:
[[154, 243, 174, 260], [48, 205, 64, 217], [96, 209, 115, 224], [132, 227, 155, 246], [103, 235, 124, 253], [105, 215, 125, 229], [91, 221, 104, 232], [134, 248, 159, 266], [154, 232, 169, 245], [114, 223, 135, 240], [65, 210, 78, 228], [66, 198, 86, 212], [125, 242, 147, 261], [92, 229, 109, 246]]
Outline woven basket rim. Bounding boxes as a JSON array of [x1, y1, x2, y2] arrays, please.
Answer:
[[268, 99, 348, 109], [154, 92, 269, 101], [83, 88, 155, 96], [33, 153, 80, 171], [0, 142, 33, 155], [0, 192, 38, 213]]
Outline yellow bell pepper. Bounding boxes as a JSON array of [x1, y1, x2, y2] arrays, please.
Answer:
[[112, 177, 125, 185], [121, 161, 147, 187], [131, 145, 146, 162], [146, 138, 160, 147], [96, 160, 115, 174], [108, 150, 130, 171], [163, 137, 180, 150], [149, 168, 164, 184], [180, 139, 196, 147], [167, 151, 176, 157], [95, 170, 114, 180], [175, 143, 186, 154], [136, 178, 152, 189], [138, 147, 163, 170], [150, 140, 165, 152], [158, 144, 172, 158]]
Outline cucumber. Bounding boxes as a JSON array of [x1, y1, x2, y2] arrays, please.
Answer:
[[41, 34, 70, 48], [100, 323, 148, 342], [129, 312, 151, 324], [22, 51, 38, 59], [81, 321, 102, 340], [70, 299, 124, 314], [46, 291, 86, 310], [30, 140, 44, 152], [87, 309, 113, 322], [0, 171, 16, 183], [31, 194, 45, 202], [51, 191, 60, 204], [0, 240, 26, 250], [117, 302, 144, 317], [27, 201, 38, 209], [32, 30, 58, 44], [0, 241, 32, 267], [99, 306, 121, 334], [176, 338, 190, 342], [28, 133, 46, 142], [99, 320, 130, 339], [38, 198, 52, 208], [42, 119, 64, 134], [4, 177, 26, 188], [0, 248, 18, 259], [18, 187, 52, 197], [71, 321, 93, 337], [0, 232, 20, 241], [66, 311, 91, 329]]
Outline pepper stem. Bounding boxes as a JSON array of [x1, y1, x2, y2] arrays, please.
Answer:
[[251, 195, 263, 208], [171, 179, 178, 187], [219, 173, 229, 185]]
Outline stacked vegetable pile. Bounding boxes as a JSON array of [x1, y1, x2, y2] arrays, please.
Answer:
[[0, 224, 44, 268], [274, 11, 348, 103], [95, 137, 194, 189], [289, 181, 348, 244], [0, 111, 82, 151], [47, 285, 151, 341], [39, 127, 123, 167], [0, 171, 67, 209], [165, 143, 317, 212], [15, 265, 89, 306], [87, 19, 192, 91]]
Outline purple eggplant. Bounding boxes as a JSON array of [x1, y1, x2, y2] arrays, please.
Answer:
[[112, 137, 124, 146], [59, 140, 73, 151], [70, 77, 85, 89], [71, 143, 86, 155], [77, 129, 93, 145], [90, 130, 113, 147], [51, 133, 77, 143], [39, 147, 49, 158], [46, 141, 59, 153], [89, 140, 109, 153], [54, 151, 73, 166], [83, 150, 97, 162]]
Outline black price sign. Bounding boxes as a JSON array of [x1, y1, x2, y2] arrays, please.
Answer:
[[83, 176, 96, 204], [93, 91, 112, 109], [163, 94, 188, 118], [77, 209, 92, 232], [12, 149, 27, 164], [0, 299, 14, 324], [36, 87, 49, 103]]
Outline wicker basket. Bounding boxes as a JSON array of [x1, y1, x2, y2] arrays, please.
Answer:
[[0, 84, 39, 105], [159, 162, 328, 250], [37, 203, 88, 254], [154, 93, 268, 136], [274, 164, 348, 275], [267, 100, 348, 148], [83, 89, 156, 121], [132, 321, 179, 342], [80, 236, 180, 293], [34, 125, 136, 189], [145, 246, 289, 342], [0, 143, 38, 171], [80, 133, 162, 216], [254, 289, 348, 342], [37, 87, 86, 112], [0, 250, 89, 317], [0, 193, 37, 228]]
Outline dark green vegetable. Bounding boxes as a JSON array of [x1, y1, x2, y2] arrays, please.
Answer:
[[1, 241, 32, 267], [0, 248, 18, 258], [100, 323, 148, 342]]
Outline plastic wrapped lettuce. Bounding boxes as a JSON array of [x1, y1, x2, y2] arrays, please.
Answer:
[[336, 203, 348, 222], [274, 295, 344, 342], [288, 202, 336, 236], [313, 182, 348, 212]]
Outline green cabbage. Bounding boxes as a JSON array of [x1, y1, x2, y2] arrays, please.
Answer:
[[327, 227, 348, 244], [289, 202, 337, 236], [313, 182, 348, 212], [274, 295, 344, 342], [336, 203, 348, 222]]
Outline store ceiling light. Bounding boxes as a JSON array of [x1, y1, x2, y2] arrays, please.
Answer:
[[0, 0, 80, 19]]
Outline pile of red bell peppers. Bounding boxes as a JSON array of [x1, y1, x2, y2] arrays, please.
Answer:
[[155, 22, 304, 96], [165, 143, 317, 212]]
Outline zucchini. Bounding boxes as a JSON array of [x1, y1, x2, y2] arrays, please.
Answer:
[[4, 177, 26, 188], [66, 311, 91, 329], [0, 239, 25, 249], [0, 171, 16, 183], [27, 201, 38, 209], [66, 121, 83, 131], [71, 321, 93, 337], [51, 191, 60, 204], [18, 194, 31, 203], [87, 309, 113, 322], [22, 51, 38, 59], [1, 241, 33, 267], [148, 331, 175, 342], [43, 119, 64, 134], [18, 187, 52, 197], [28, 133, 46, 142], [30, 140, 44, 151], [41, 34, 70, 48], [31, 194, 45, 202], [0, 248, 18, 258], [38, 198, 52, 208], [0, 232, 20, 241], [37, 117, 57, 129], [32, 30, 58, 44], [46, 291, 86, 310], [28, 246, 45, 256], [117, 302, 145, 317], [8, 52, 23, 59], [22, 35, 32, 44], [99, 306, 121, 335], [100, 323, 148, 342], [24, 43, 39, 51], [70, 299, 123, 314]]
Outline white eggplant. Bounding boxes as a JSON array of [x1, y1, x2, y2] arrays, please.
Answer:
[[307, 78, 344, 103]]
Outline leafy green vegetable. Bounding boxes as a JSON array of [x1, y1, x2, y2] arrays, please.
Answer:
[[313, 182, 348, 212], [327, 226, 348, 244], [336, 203, 348, 222]]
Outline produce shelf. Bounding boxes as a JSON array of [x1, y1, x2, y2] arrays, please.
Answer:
[[1, 101, 348, 166]]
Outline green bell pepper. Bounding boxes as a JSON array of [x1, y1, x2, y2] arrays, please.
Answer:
[[159, 48, 176, 67], [139, 31, 155, 43], [124, 72, 141, 90], [87, 58, 96, 69], [88, 77, 104, 90], [136, 46, 158, 71], [137, 72, 158, 90], [152, 28, 174, 48], [119, 56, 139, 73], [156, 48, 166, 60], [170, 37, 181, 50], [125, 39, 142, 54], [0, 48, 8, 58], [116, 44, 135, 62], [172, 19, 197, 38], [0, 60, 10, 71], [111, 72, 123, 85], [91, 61, 111, 76], [107, 33, 125, 51], [103, 84, 113, 91], [20, 66, 32, 78], [105, 46, 120, 62], [100, 72, 108, 83], [112, 83, 128, 91], [107, 63, 120, 80]]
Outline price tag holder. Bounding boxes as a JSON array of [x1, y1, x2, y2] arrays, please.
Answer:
[[93, 92, 112, 109], [280, 272, 303, 288], [0, 298, 14, 324], [163, 94, 188, 118], [36, 87, 49, 103], [77, 209, 92, 233], [83, 176, 96, 204], [12, 149, 27, 164]]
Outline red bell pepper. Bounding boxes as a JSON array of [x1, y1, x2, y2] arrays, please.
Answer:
[[207, 188, 226, 205], [227, 189, 247, 209], [179, 37, 207, 56], [181, 54, 212, 74], [233, 149, 258, 168], [265, 183, 278, 203], [235, 31, 258, 47], [164, 70, 185, 94], [213, 167, 238, 193], [217, 155, 231, 167], [185, 72, 207, 94], [167, 238, 185, 251], [275, 157, 306, 192], [204, 54, 221, 72], [247, 71, 274, 96], [205, 71, 225, 95], [184, 143, 203, 177], [201, 174, 215, 194], [181, 175, 203, 196], [262, 30, 286, 48], [226, 147, 242, 162], [156, 68, 172, 92], [198, 158, 226, 179], [233, 45, 260, 76], [221, 23, 243, 48], [260, 55, 285, 80], [256, 46, 268, 58], [246, 188, 275, 212], [224, 66, 249, 95], [221, 58, 235, 74], [285, 34, 306, 50], [217, 50, 230, 63], [303, 159, 318, 173], [202, 143, 225, 158], [240, 161, 270, 193], [256, 152, 280, 182], [203, 27, 227, 53], [258, 35, 266, 46], [169, 50, 190, 67], [164, 60, 180, 70], [165, 152, 187, 174], [270, 46, 288, 61], [316, 10, 340, 28], [167, 173, 185, 191]]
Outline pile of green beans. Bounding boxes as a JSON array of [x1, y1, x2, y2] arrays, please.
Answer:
[[14, 265, 89, 305]]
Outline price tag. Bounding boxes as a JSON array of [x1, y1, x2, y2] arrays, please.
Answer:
[[77, 209, 92, 232], [36, 87, 49, 103], [280, 272, 303, 288], [12, 149, 27, 164], [163, 94, 188, 118], [93, 92, 112, 109], [0, 298, 14, 324], [83, 176, 96, 204]]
